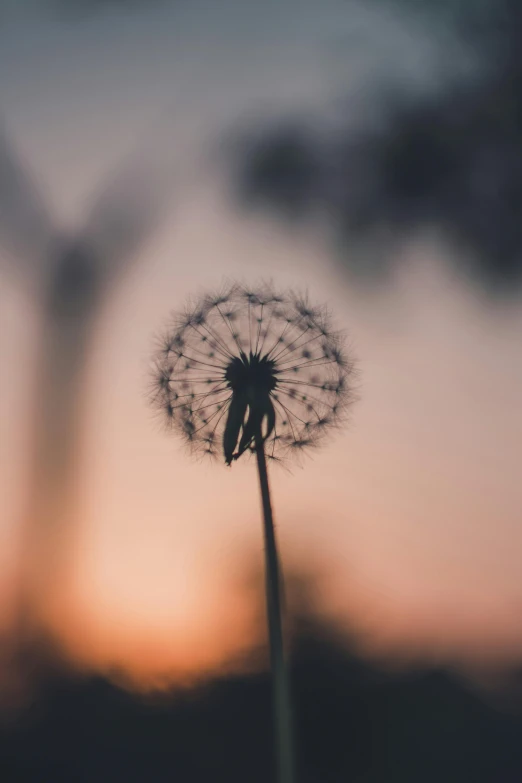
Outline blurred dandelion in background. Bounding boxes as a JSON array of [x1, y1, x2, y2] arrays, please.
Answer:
[[150, 280, 356, 783]]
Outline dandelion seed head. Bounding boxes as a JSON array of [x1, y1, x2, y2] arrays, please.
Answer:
[[150, 281, 355, 463]]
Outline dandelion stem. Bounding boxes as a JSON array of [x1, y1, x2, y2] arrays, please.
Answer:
[[255, 432, 295, 783]]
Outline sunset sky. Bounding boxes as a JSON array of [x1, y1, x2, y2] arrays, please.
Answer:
[[1, 0, 521, 688]]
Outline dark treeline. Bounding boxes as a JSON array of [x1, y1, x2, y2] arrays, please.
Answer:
[[1, 616, 521, 782]]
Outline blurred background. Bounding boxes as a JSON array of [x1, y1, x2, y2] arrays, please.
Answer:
[[1, 0, 521, 780]]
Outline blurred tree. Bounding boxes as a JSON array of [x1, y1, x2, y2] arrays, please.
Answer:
[[0, 110, 192, 674]]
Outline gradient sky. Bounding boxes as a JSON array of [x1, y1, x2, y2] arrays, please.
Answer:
[[1, 0, 521, 686]]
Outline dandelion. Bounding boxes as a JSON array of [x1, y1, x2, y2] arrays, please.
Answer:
[[150, 281, 355, 783]]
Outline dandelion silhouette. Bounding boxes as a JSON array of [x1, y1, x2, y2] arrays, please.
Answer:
[[150, 281, 355, 783]]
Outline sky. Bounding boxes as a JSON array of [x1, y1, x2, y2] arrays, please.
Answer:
[[0, 0, 521, 689]]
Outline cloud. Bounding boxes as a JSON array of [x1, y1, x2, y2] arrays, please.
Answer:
[[230, 0, 522, 294]]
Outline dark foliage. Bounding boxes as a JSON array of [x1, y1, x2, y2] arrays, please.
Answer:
[[1, 621, 521, 782], [231, 0, 522, 294]]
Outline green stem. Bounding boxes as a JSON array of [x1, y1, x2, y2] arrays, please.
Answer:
[[255, 433, 295, 783]]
